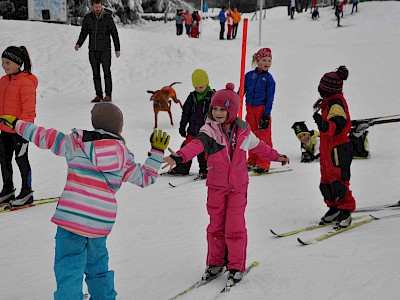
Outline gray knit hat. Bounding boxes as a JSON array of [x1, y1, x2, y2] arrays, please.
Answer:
[[91, 103, 123, 134]]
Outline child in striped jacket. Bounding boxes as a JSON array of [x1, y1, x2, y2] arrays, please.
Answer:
[[0, 102, 170, 300]]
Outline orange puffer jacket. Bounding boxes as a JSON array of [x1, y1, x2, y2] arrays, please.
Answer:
[[0, 72, 37, 133]]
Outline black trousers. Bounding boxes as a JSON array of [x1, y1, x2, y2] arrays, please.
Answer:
[[0, 132, 31, 189], [89, 50, 112, 98], [176, 24, 183, 35], [232, 23, 239, 38], [219, 22, 225, 39], [172, 139, 207, 175]]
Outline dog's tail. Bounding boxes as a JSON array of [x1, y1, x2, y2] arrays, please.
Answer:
[[169, 82, 182, 87]]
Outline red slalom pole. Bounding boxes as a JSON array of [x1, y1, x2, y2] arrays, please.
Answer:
[[238, 18, 248, 119]]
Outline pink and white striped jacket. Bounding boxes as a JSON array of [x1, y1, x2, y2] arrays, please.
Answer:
[[15, 120, 163, 238], [177, 118, 280, 190]]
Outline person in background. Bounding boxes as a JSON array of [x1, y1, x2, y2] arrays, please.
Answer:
[[75, 0, 120, 103], [189, 21, 200, 38], [0, 45, 37, 207], [311, 6, 320, 20], [243, 48, 276, 174], [168, 69, 215, 179], [218, 6, 227, 40], [291, 121, 320, 162], [226, 8, 233, 40], [313, 65, 355, 228], [175, 9, 184, 35], [163, 83, 289, 288], [183, 10, 193, 36], [0, 103, 170, 299], [231, 7, 241, 39], [351, 0, 358, 14]]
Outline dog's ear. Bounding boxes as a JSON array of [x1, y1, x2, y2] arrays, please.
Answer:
[[147, 90, 155, 94]]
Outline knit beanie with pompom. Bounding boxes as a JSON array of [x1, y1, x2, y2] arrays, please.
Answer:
[[318, 65, 349, 98], [210, 83, 240, 124]]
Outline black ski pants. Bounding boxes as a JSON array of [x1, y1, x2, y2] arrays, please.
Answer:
[[0, 132, 32, 190], [219, 22, 225, 39], [89, 49, 112, 98], [232, 23, 239, 38]]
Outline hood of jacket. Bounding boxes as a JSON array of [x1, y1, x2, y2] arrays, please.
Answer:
[[72, 128, 129, 173]]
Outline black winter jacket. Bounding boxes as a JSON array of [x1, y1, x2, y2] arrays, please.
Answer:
[[76, 9, 120, 51], [180, 89, 215, 136]]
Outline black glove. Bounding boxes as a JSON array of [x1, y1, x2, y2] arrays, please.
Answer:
[[313, 112, 329, 132], [301, 152, 312, 163], [169, 154, 183, 164], [258, 116, 270, 130], [179, 126, 186, 138]]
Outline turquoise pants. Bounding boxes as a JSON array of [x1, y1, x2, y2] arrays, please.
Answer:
[[54, 227, 117, 300]]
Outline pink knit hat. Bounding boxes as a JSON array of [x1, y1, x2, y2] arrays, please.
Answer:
[[255, 48, 272, 62], [210, 83, 240, 124]]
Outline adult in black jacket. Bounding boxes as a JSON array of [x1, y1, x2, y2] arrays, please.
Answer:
[[75, 0, 120, 103]]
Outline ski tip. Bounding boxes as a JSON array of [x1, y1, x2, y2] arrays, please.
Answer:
[[269, 229, 284, 237], [253, 261, 260, 267], [297, 237, 311, 245], [168, 183, 177, 188], [270, 229, 278, 236]]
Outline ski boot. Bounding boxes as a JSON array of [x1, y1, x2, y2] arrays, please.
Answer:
[[226, 269, 243, 287], [0, 187, 15, 206], [319, 207, 340, 225], [335, 210, 352, 229], [202, 265, 224, 281], [10, 188, 34, 207]]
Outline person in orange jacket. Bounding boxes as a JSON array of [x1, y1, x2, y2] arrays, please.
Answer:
[[231, 7, 241, 39], [0, 46, 37, 207]]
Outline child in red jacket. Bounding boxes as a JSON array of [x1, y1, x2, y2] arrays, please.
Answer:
[[313, 66, 355, 228], [163, 83, 289, 287], [0, 46, 37, 207]]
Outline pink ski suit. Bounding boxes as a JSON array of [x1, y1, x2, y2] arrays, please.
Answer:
[[177, 117, 280, 271]]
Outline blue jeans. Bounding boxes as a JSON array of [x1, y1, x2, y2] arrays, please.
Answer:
[[54, 227, 117, 300]]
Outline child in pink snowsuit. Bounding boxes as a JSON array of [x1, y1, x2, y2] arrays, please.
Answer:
[[163, 83, 289, 283]]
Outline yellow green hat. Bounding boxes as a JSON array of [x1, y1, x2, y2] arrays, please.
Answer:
[[192, 69, 209, 88]]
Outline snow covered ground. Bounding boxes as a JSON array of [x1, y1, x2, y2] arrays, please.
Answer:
[[1, 2, 400, 299]]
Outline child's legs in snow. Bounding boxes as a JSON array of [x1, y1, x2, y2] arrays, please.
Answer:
[[54, 227, 87, 300], [225, 188, 248, 271], [206, 188, 227, 267], [246, 105, 273, 169], [85, 236, 117, 300], [206, 187, 248, 271]]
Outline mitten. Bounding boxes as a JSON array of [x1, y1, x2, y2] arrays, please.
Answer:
[[313, 112, 329, 132], [258, 116, 270, 130], [179, 126, 186, 138], [150, 129, 170, 151], [0, 115, 19, 129]]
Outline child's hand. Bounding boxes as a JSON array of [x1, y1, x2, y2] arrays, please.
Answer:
[[278, 154, 290, 166], [0, 115, 19, 129], [162, 148, 183, 170]]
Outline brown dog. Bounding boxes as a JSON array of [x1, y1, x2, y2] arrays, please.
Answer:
[[147, 82, 183, 128]]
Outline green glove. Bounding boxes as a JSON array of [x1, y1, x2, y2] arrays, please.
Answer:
[[0, 115, 19, 129], [150, 129, 170, 151]]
